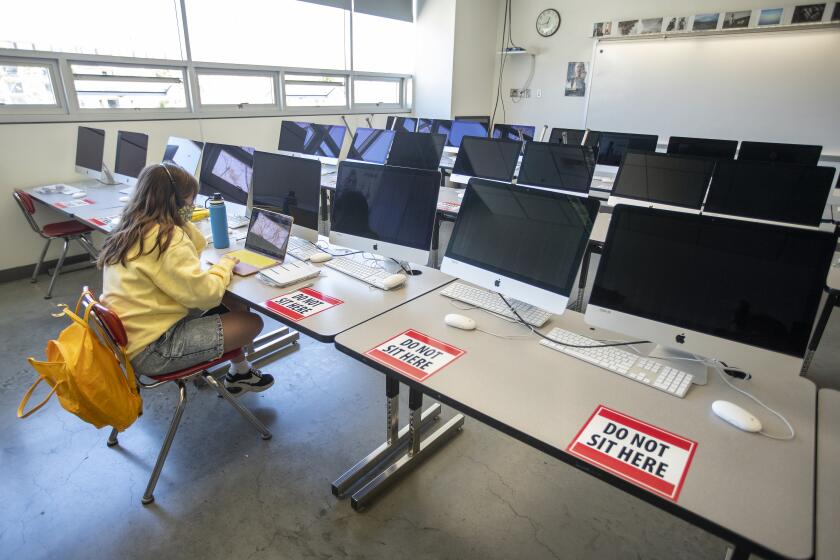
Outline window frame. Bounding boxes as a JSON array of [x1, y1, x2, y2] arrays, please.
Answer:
[[281, 71, 350, 111], [194, 67, 280, 112], [351, 75, 404, 109], [0, 56, 66, 115]]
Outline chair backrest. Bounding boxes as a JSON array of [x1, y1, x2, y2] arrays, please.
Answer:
[[81, 287, 128, 349], [13, 189, 43, 235]]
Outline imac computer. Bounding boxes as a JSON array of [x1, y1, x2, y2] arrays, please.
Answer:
[[417, 118, 432, 133], [75, 126, 106, 180], [666, 136, 738, 159], [516, 142, 594, 196], [386, 131, 446, 171], [198, 143, 255, 205], [418, 118, 452, 138], [737, 140, 822, 166], [441, 179, 600, 314], [703, 160, 835, 228], [277, 121, 346, 164], [113, 131, 149, 186], [492, 124, 536, 143], [347, 128, 395, 164], [445, 119, 490, 152], [608, 151, 716, 213], [594, 132, 659, 177], [450, 136, 522, 185], [162, 137, 204, 175], [586, 205, 835, 378], [386, 116, 417, 133], [330, 161, 442, 265], [549, 128, 586, 145], [252, 151, 321, 243]]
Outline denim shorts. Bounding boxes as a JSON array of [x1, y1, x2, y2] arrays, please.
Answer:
[[131, 313, 225, 377]]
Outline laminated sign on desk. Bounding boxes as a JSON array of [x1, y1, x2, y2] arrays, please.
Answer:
[[263, 287, 343, 321], [365, 329, 465, 383], [54, 199, 93, 209], [567, 405, 697, 502]]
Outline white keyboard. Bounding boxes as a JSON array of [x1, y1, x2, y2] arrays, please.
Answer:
[[325, 257, 395, 290], [287, 237, 321, 261], [439, 282, 551, 327], [228, 215, 250, 228], [539, 327, 693, 398]]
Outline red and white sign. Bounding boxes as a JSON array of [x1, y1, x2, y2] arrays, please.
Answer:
[[89, 215, 120, 232], [54, 198, 93, 209], [263, 287, 343, 321], [567, 405, 697, 502], [365, 329, 465, 382]]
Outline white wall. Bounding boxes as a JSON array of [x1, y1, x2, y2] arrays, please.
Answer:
[[413, 0, 457, 119], [490, 0, 801, 131], [451, 0, 501, 118]]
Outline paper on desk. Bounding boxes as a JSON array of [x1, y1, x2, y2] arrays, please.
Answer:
[[36, 184, 82, 195], [224, 249, 278, 269]]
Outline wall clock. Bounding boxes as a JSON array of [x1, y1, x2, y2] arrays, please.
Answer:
[[536, 8, 561, 37]]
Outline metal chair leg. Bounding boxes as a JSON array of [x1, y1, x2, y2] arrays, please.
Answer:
[[76, 233, 99, 260], [106, 427, 119, 447], [45, 238, 70, 299], [204, 374, 272, 440], [31, 238, 51, 283], [142, 381, 188, 505]]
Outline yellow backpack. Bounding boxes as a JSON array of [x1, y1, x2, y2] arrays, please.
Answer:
[[18, 290, 142, 431]]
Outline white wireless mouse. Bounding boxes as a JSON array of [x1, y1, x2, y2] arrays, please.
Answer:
[[444, 313, 476, 331], [72, 192, 87, 199], [381, 274, 407, 290], [308, 252, 332, 263], [712, 400, 762, 433], [119, 196, 130, 202]]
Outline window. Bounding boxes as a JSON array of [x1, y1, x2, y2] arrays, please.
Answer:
[[284, 74, 347, 108], [0, 0, 183, 60], [353, 78, 401, 106], [71, 64, 187, 110], [197, 73, 275, 107], [0, 62, 57, 106], [185, 0, 351, 70], [352, 12, 415, 74]]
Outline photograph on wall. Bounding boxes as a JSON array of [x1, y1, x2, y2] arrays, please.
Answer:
[[723, 10, 752, 28], [640, 18, 664, 34], [792, 3, 826, 23], [758, 8, 784, 25], [617, 20, 639, 36], [665, 16, 688, 31], [693, 13, 720, 30], [565, 62, 587, 97], [593, 21, 612, 37], [833, 2, 840, 20]]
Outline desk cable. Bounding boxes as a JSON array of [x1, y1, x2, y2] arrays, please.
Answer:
[[713, 364, 796, 441]]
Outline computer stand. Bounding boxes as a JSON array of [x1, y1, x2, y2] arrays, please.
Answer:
[[98, 164, 120, 186], [646, 345, 709, 385], [394, 259, 422, 276]]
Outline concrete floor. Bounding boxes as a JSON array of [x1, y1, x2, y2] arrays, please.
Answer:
[[2, 265, 837, 560]]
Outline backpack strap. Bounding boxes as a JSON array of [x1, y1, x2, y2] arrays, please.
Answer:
[[17, 375, 59, 419]]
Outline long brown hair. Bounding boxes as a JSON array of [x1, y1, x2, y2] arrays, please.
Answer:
[[98, 163, 199, 268]]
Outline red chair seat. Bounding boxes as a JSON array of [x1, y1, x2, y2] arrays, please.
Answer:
[[147, 350, 241, 382], [42, 220, 94, 238]]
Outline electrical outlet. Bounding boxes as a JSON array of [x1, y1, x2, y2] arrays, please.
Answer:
[[509, 88, 531, 99], [509, 88, 520, 99]]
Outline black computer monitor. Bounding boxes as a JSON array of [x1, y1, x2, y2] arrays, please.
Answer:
[[75, 126, 105, 179], [114, 131, 149, 185], [454, 115, 490, 125], [549, 128, 586, 145], [583, 130, 601, 148], [386, 131, 446, 171], [347, 128, 395, 164], [448, 120, 489, 148], [517, 142, 594, 195], [587, 205, 835, 359], [610, 151, 716, 211], [277, 121, 346, 159], [417, 118, 452, 139], [199, 143, 255, 205], [704, 161, 835, 227], [252, 151, 321, 237], [330, 162, 441, 264], [442, 179, 600, 314], [492, 124, 536, 142], [452, 136, 522, 182], [417, 118, 433, 133], [737, 141, 822, 166], [390, 116, 417, 133], [667, 136, 738, 159], [596, 132, 659, 167]]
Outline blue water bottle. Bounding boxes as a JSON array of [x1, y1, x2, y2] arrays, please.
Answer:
[[208, 193, 230, 249]]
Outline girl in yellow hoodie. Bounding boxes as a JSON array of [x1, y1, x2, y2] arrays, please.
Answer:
[[99, 162, 273, 394]]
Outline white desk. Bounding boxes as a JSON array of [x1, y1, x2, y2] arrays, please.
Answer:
[[334, 285, 816, 560], [817, 388, 840, 560]]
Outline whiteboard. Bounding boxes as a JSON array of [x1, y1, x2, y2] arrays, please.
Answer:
[[585, 29, 840, 157]]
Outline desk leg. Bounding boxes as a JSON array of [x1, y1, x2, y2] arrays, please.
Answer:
[[802, 290, 838, 374], [723, 545, 750, 560], [331, 378, 442, 497], [349, 387, 464, 511]]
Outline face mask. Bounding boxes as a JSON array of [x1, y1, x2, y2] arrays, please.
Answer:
[[178, 204, 195, 222]]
